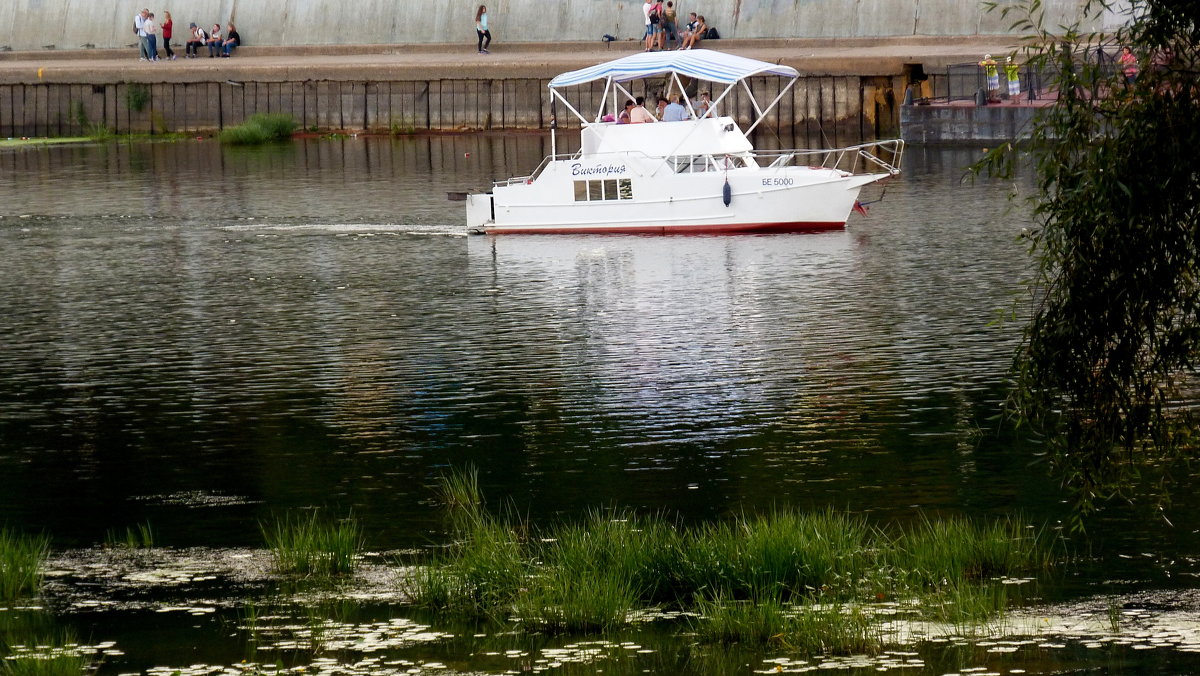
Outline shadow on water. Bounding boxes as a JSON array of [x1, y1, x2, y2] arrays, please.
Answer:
[[0, 135, 1198, 673]]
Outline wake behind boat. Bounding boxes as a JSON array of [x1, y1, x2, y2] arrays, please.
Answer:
[[465, 50, 903, 235]]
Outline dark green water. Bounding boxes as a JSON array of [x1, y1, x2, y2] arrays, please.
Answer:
[[0, 136, 1197, 674]]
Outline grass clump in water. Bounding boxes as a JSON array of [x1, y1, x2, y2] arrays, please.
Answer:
[[694, 594, 881, 655], [0, 529, 49, 602], [408, 469, 1059, 648], [0, 638, 90, 676], [261, 511, 363, 577], [219, 113, 297, 145], [103, 522, 154, 549], [890, 514, 1055, 587]]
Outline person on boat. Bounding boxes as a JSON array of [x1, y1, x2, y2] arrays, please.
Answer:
[[694, 91, 714, 118], [655, 96, 669, 120], [662, 95, 688, 121], [630, 96, 657, 123], [618, 99, 634, 124]]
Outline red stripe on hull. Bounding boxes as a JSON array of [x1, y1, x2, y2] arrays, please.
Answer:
[[483, 221, 847, 235]]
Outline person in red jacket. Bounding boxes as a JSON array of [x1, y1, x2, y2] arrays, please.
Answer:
[[161, 11, 176, 60]]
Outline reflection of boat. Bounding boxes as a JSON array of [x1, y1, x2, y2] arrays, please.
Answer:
[[466, 50, 903, 235]]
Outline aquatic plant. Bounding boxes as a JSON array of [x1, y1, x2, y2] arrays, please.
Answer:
[[682, 508, 875, 602], [260, 511, 363, 577], [219, 113, 297, 145], [693, 593, 881, 655], [891, 515, 1054, 587], [0, 529, 49, 601], [103, 523, 154, 550], [124, 84, 149, 112], [0, 628, 89, 676], [406, 509, 529, 618], [408, 469, 1059, 652]]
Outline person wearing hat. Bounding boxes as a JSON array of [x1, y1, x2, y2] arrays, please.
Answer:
[[979, 54, 1000, 103], [185, 22, 207, 58], [1005, 56, 1021, 101]]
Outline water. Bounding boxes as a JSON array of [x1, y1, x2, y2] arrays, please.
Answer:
[[0, 136, 1197, 674]]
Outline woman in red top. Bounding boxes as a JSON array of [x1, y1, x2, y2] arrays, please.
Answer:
[[161, 11, 175, 60]]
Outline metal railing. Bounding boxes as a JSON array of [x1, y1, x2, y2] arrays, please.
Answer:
[[938, 61, 1053, 103], [932, 43, 1128, 105], [495, 140, 904, 188], [751, 140, 904, 176]]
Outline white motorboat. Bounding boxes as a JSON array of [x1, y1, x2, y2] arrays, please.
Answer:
[[465, 50, 903, 235]]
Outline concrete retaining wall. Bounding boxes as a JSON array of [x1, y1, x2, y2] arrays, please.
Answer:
[[900, 102, 1040, 144], [0, 0, 1104, 52], [0, 74, 900, 141]]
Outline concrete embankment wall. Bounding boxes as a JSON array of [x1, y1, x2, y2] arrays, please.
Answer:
[[0, 0, 1106, 52], [0, 74, 898, 143]]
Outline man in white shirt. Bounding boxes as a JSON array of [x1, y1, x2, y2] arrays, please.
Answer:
[[134, 8, 149, 60]]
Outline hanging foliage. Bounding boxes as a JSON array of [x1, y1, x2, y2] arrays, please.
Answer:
[[983, 0, 1200, 520]]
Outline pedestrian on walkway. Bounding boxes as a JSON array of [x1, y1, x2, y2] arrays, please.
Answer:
[[134, 8, 150, 60], [144, 13, 160, 61], [660, 1, 678, 51], [475, 5, 491, 54], [162, 11, 176, 60]]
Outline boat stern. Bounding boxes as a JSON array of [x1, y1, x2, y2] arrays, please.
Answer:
[[465, 192, 493, 233]]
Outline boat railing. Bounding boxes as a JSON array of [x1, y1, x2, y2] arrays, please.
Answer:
[[494, 152, 583, 187], [752, 140, 904, 176]]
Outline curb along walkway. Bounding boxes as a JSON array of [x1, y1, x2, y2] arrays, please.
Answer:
[[0, 38, 1022, 85]]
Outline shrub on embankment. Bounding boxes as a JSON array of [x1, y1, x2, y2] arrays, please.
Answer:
[[219, 113, 297, 145], [405, 468, 1060, 652]]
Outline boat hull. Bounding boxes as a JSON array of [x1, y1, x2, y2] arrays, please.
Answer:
[[476, 172, 884, 235]]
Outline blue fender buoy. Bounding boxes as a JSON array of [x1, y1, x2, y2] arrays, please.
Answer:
[[722, 179, 732, 207]]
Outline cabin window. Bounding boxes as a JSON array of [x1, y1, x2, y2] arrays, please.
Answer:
[[573, 179, 633, 201]]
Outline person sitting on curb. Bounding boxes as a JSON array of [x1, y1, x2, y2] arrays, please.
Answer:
[[221, 23, 240, 57], [680, 14, 706, 50], [185, 23, 206, 58], [206, 23, 222, 57]]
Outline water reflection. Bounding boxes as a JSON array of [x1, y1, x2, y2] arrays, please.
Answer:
[[2, 135, 1199, 674], [0, 136, 1195, 562]]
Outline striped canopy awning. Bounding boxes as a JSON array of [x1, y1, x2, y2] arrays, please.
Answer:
[[548, 50, 799, 89]]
